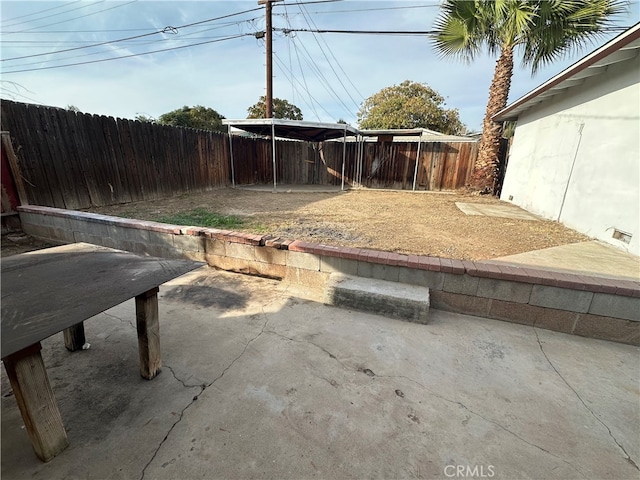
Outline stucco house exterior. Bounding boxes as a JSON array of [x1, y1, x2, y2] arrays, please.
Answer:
[[495, 23, 640, 257]]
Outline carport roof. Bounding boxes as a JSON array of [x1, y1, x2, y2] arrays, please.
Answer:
[[222, 118, 358, 142]]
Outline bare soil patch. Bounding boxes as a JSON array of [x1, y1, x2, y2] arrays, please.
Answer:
[[88, 188, 589, 261]]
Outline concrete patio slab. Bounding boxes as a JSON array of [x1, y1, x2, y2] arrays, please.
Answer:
[[488, 240, 640, 280], [455, 202, 541, 221], [2, 267, 639, 480]]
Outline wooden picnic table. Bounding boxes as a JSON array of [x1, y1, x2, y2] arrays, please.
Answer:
[[1, 243, 203, 462]]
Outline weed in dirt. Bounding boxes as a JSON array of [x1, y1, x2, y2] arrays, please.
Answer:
[[155, 208, 244, 228]]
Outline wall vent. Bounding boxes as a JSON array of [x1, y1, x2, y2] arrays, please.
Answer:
[[612, 229, 632, 244]]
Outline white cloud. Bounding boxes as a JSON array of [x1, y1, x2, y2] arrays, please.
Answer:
[[2, 0, 638, 130]]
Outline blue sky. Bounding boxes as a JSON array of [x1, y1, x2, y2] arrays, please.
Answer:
[[1, 1, 638, 131]]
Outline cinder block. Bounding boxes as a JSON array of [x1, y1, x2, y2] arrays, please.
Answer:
[[205, 238, 226, 256], [489, 300, 578, 332], [430, 291, 491, 317], [588, 293, 640, 322], [357, 261, 400, 282], [574, 314, 640, 346], [206, 254, 250, 272], [225, 242, 256, 262], [41, 215, 73, 231], [173, 234, 205, 252], [112, 225, 151, 244], [146, 230, 174, 246], [320, 255, 359, 275], [325, 274, 429, 324], [255, 245, 287, 266], [442, 273, 479, 295], [68, 218, 101, 234], [476, 278, 532, 303], [17, 212, 41, 227], [251, 261, 286, 280], [286, 250, 320, 271], [72, 221, 109, 238], [181, 250, 206, 262], [140, 243, 185, 260], [284, 267, 329, 290], [44, 226, 73, 243], [529, 285, 593, 313], [22, 224, 51, 239], [398, 267, 445, 290], [72, 231, 118, 249]]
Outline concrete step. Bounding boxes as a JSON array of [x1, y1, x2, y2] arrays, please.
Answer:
[[324, 274, 430, 324]]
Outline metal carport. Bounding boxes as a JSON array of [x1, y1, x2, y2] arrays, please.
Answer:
[[222, 119, 358, 191]]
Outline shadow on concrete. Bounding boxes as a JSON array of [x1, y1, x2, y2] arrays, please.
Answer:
[[2, 267, 638, 480]]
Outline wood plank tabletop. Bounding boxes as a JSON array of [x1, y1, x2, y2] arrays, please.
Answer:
[[1, 243, 203, 359]]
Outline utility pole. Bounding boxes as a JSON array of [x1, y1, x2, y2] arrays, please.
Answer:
[[258, 0, 280, 118]]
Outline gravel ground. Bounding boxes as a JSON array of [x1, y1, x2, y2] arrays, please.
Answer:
[[87, 187, 589, 261]]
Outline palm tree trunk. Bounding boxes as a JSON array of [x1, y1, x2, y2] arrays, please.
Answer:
[[470, 44, 514, 193]]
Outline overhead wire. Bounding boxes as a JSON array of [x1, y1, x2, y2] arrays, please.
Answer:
[[2, 6, 264, 62], [5, 2, 138, 34], [293, 1, 361, 112], [272, 52, 337, 121], [281, 2, 325, 120], [0, 0, 83, 24], [2, 33, 254, 74], [1, 1, 104, 28], [286, 33, 353, 118]]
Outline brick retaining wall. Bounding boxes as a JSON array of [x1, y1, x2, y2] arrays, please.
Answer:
[[17, 205, 640, 346]]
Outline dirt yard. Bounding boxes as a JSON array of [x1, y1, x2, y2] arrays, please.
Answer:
[[86, 187, 589, 261]]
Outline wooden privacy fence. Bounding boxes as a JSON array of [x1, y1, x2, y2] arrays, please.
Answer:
[[1, 101, 230, 210], [1, 100, 478, 209]]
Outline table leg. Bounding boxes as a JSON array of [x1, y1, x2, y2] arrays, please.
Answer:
[[63, 322, 86, 351], [3, 343, 68, 462], [135, 287, 161, 379]]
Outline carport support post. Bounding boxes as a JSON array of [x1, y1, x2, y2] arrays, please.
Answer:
[[271, 122, 277, 192], [135, 287, 161, 380], [412, 132, 423, 191], [3, 343, 68, 462], [341, 127, 347, 191], [228, 124, 236, 188]]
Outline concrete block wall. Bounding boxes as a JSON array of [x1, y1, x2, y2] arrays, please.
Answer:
[[17, 205, 640, 346]]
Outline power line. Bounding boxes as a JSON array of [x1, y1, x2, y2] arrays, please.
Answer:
[[273, 52, 337, 121], [294, 2, 361, 110], [278, 26, 631, 35], [277, 4, 439, 16], [2, 7, 264, 62], [1, 1, 104, 28], [0, 0, 83, 24], [277, 28, 438, 35], [4, 32, 248, 70], [6, 2, 138, 34], [2, 33, 254, 74]]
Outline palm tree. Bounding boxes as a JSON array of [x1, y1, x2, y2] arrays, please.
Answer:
[[431, 0, 625, 193]]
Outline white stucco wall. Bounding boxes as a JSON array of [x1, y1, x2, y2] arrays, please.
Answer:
[[501, 54, 640, 256]]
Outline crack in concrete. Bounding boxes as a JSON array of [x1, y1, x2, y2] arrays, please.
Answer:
[[103, 311, 135, 330], [263, 328, 589, 478], [139, 308, 272, 480], [534, 328, 640, 472], [378, 371, 589, 478]]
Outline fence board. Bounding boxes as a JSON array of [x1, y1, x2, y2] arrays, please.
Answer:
[[1, 101, 478, 209]]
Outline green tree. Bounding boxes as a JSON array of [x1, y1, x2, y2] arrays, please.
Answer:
[[247, 96, 303, 120], [135, 114, 156, 123], [158, 105, 225, 132], [356, 80, 464, 134], [66, 105, 81, 112], [431, 0, 624, 192]]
